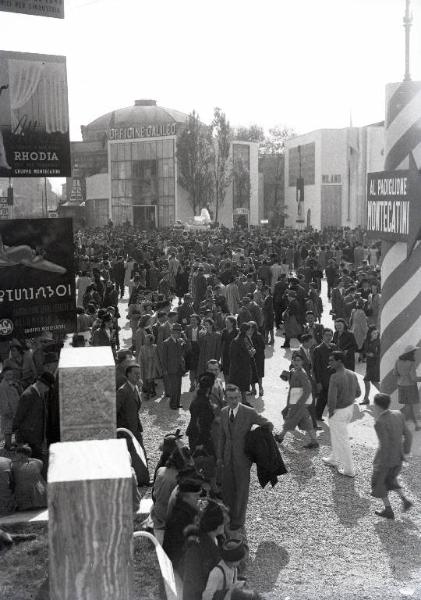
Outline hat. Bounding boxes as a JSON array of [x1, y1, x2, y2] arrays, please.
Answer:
[[178, 478, 202, 494], [198, 372, 216, 389], [171, 323, 182, 332], [117, 350, 133, 362], [402, 345, 420, 355], [37, 371, 55, 388], [221, 539, 247, 562], [200, 501, 224, 532], [161, 432, 182, 455]]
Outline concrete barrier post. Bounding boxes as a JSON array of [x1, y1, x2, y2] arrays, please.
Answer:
[[48, 439, 133, 600]]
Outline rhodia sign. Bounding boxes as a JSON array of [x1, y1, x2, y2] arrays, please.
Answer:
[[0, 50, 71, 177]]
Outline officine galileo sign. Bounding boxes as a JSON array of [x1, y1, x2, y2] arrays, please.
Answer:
[[107, 123, 177, 140]]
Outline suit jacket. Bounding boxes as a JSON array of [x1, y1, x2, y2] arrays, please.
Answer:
[[13, 385, 46, 447], [313, 342, 337, 389], [218, 403, 272, 471], [116, 382, 143, 441], [161, 336, 185, 375], [331, 287, 345, 318], [373, 410, 412, 469]]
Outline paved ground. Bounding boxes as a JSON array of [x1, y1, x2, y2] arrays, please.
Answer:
[[117, 280, 421, 600]]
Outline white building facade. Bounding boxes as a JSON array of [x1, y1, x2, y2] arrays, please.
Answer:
[[284, 125, 384, 230]]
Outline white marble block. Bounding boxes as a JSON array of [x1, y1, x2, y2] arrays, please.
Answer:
[[48, 439, 133, 600], [59, 346, 116, 441]]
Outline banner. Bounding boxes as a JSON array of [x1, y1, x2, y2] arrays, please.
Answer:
[[0, 50, 71, 177], [0, 217, 76, 340], [366, 170, 421, 247], [0, 1, 64, 18]]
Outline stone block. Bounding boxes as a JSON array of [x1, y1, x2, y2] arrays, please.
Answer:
[[58, 346, 116, 441], [48, 439, 133, 600]]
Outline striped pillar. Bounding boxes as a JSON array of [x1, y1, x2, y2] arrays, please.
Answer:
[[380, 81, 421, 406]]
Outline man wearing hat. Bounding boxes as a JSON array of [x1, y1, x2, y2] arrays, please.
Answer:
[[161, 323, 186, 409], [115, 350, 135, 389], [13, 372, 55, 462]]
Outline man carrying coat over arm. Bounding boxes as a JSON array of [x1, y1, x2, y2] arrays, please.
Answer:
[[217, 384, 273, 532]]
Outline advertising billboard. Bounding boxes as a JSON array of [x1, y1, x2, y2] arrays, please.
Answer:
[[0, 217, 76, 340], [0, 0, 64, 18], [0, 50, 71, 177]]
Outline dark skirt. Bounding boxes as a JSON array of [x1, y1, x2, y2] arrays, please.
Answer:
[[185, 341, 200, 372], [364, 358, 380, 383], [398, 384, 419, 405]]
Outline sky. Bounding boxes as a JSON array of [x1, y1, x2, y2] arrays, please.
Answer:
[[1, 0, 421, 191]]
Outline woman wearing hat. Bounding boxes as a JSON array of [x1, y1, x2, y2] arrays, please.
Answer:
[[202, 538, 249, 600], [228, 323, 254, 405], [394, 346, 421, 429], [197, 319, 222, 377], [182, 500, 226, 599], [162, 478, 203, 570], [151, 442, 191, 544]]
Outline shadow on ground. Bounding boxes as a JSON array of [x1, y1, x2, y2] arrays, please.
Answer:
[[247, 540, 289, 593]]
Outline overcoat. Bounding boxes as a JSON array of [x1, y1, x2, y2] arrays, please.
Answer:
[[228, 336, 252, 392], [218, 403, 271, 528]]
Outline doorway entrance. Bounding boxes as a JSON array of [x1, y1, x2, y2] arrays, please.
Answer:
[[133, 205, 157, 230]]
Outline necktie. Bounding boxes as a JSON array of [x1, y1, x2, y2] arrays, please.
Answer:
[[229, 410, 234, 423]]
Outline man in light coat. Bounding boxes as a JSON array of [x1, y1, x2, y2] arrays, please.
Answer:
[[323, 351, 361, 477], [217, 384, 273, 532]]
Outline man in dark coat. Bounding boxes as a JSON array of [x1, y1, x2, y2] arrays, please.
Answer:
[[116, 364, 145, 450], [161, 324, 186, 409], [313, 328, 337, 421], [325, 259, 338, 299], [371, 393, 413, 519], [331, 280, 346, 319], [112, 256, 126, 298], [273, 274, 288, 329], [218, 384, 273, 531], [13, 372, 55, 461]]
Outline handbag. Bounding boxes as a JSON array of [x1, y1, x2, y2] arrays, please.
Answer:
[[288, 387, 313, 405], [212, 565, 228, 600]]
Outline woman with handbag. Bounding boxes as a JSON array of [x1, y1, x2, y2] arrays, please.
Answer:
[[274, 353, 319, 449]]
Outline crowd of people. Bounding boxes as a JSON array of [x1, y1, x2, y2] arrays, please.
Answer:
[[0, 223, 419, 598]]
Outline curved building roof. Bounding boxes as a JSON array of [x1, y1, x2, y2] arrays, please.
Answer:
[[84, 99, 189, 134]]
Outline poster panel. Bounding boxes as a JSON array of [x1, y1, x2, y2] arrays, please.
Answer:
[[0, 50, 70, 177], [0, 1, 64, 19], [0, 217, 76, 340], [366, 170, 416, 241]]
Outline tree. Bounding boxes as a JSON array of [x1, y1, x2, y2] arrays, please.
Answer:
[[176, 111, 213, 215], [209, 107, 233, 224], [233, 124, 265, 144], [262, 124, 296, 155]]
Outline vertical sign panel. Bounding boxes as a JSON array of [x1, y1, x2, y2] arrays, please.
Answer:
[[0, 50, 71, 177], [0, 217, 76, 340]]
